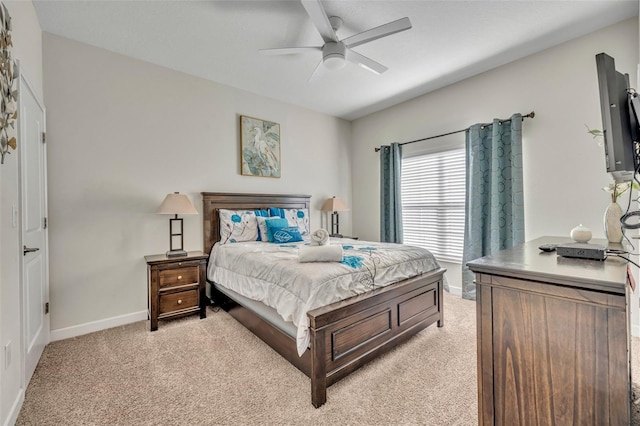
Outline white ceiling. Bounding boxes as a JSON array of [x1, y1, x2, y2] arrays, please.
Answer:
[[32, 0, 639, 121]]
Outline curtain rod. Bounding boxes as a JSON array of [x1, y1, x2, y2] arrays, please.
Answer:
[[374, 111, 535, 152]]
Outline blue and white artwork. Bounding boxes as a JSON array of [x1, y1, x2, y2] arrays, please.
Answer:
[[240, 115, 281, 178]]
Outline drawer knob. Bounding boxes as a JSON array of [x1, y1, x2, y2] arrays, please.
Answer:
[[178, 262, 182, 266], [178, 275, 182, 280], [177, 299, 182, 305]]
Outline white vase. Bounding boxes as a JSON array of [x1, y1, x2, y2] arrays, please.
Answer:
[[604, 202, 623, 243]]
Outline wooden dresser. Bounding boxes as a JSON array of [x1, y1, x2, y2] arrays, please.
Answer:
[[467, 236, 631, 425], [145, 251, 208, 331]]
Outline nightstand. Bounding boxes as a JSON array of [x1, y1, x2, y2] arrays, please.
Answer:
[[145, 251, 208, 331]]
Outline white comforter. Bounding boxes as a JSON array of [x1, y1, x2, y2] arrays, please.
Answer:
[[207, 238, 441, 356]]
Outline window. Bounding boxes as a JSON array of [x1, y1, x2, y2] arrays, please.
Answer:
[[401, 148, 465, 263]]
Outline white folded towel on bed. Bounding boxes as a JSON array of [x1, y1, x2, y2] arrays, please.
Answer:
[[299, 245, 343, 263], [309, 228, 330, 246]]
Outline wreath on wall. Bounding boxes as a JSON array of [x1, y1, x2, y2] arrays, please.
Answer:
[[0, 3, 17, 165]]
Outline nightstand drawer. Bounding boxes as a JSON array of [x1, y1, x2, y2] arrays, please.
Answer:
[[159, 290, 199, 314], [159, 266, 199, 288]]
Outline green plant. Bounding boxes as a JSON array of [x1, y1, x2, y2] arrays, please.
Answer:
[[589, 125, 639, 202], [603, 181, 639, 203], [586, 125, 604, 147]]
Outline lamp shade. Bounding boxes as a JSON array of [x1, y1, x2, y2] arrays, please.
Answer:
[[321, 196, 349, 212], [156, 192, 198, 215]]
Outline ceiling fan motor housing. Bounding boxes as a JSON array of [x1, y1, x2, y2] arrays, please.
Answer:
[[323, 41, 346, 70]]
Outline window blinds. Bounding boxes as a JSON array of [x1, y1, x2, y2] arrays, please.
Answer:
[[401, 148, 465, 263]]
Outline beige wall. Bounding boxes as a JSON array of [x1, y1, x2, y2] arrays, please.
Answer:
[[44, 18, 639, 333], [351, 18, 638, 293], [1, 2, 43, 425], [42, 33, 352, 335]]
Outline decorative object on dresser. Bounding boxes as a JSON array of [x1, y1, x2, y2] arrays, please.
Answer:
[[603, 181, 628, 243], [240, 115, 281, 178], [157, 192, 198, 257], [569, 223, 591, 243], [320, 196, 349, 237], [467, 236, 631, 425], [145, 251, 208, 331]]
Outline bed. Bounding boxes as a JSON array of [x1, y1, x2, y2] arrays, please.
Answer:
[[202, 192, 445, 408]]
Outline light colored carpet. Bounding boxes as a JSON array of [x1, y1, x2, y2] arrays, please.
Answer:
[[15, 292, 640, 425]]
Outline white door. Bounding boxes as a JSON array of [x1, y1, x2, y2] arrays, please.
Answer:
[[18, 68, 48, 383]]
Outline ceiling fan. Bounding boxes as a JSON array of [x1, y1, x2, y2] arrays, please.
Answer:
[[259, 0, 412, 81]]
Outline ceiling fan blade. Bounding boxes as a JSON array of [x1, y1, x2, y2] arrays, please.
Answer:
[[308, 59, 325, 82], [342, 17, 412, 49], [301, 0, 338, 43], [345, 49, 388, 75], [260, 46, 322, 55]]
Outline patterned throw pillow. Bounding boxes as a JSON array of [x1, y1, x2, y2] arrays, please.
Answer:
[[254, 210, 269, 241], [268, 207, 310, 236], [219, 209, 258, 244], [271, 226, 303, 244]]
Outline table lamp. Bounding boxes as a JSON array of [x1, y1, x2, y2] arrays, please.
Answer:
[[157, 192, 198, 257], [321, 196, 349, 237]]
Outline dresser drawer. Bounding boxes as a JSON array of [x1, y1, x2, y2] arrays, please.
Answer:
[[159, 266, 199, 289], [159, 289, 199, 314]]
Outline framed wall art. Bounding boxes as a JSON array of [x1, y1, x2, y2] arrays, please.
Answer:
[[240, 115, 281, 178]]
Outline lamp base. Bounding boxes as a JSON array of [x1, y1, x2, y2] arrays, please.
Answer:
[[166, 249, 188, 258], [329, 233, 343, 238]]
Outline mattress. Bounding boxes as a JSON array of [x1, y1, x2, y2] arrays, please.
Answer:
[[214, 283, 298, 339], [207, 238, 441, 356]]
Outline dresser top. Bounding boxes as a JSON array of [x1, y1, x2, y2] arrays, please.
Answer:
[[466, 236, 629, 294]]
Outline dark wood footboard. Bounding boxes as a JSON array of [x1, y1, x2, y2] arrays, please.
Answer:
[[307, 267, 444, 407], [211, 267, 444, 407]]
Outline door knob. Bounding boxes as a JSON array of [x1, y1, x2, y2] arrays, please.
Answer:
[[23, 246, 40, 256]]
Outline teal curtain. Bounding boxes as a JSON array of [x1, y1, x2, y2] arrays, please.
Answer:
[[380, 143, 403, 243], [461, 114, 525, 300]]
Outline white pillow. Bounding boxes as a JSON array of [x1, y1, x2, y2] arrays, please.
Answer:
[[219, 209, 258, 244]]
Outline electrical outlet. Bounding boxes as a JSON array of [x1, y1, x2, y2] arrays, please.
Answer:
[[4, 341, 11, 369]]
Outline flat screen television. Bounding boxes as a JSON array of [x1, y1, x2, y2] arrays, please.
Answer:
[[595, 52, 639, 182]]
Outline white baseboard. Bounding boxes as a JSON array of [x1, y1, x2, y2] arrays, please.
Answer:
[[3, 388, 24, 426], [446, 285, 462, 297], [50, 310, 148, 342], [633, 323, 640, 338]]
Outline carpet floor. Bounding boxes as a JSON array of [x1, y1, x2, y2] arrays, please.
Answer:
[[14, 292, 640, 425]]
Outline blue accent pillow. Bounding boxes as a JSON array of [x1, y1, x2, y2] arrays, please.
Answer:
[[271, 226, 303, 244], [268, 207, 285, 218], [265, 218, 289, 242]]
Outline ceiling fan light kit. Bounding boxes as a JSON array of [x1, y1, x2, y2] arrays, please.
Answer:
[[323, 41, 346, 70], [260, 0, 412, 80]]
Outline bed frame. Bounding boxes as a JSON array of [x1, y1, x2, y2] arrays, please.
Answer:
[[202, 192, 445, 408]]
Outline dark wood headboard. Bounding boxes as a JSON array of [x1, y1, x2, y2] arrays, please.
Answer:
[[201, 192, 312, 254]]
